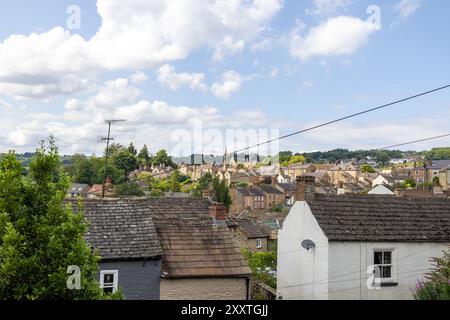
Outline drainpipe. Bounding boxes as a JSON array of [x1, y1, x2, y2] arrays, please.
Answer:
[[246, 277, 251, 300]]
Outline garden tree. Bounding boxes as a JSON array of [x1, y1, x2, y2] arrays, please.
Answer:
[[71, 156, 102, 185], [213, 177, 232, 212], [137, 144, 151, 166], [0, 138, 118, 299], [425, 148, 450, 160], [402, 178, 417, 189], [192, 173, 213, 197], [414, 249, 450, 300], [152, 149, 177, 169], [242, 248, 277, 289], [116, 182, 145, 197], [168, 171, 181, 193], [278, 151, 293, 164], [112, 149, 138, 177], [361, 163, 376, 174], [97, 164, 125, 185], [280, 155, 305, 167], [375, 151, 390, 166], [104, 143, 123, 157], [127, 142, 137, 156]]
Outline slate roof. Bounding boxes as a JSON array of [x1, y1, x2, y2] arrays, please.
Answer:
[[237, 187, 265, 197], [68, 183, 90, 195], [72, 199, 163, 260], [70, 197, 250, 277], [430, 160, 450, 170], [144, 198, 251, 278], [236, 219, 270, 239], [307, 194, 450, 242], [257, 184, 284, 195], [276, 183, 296, 192]]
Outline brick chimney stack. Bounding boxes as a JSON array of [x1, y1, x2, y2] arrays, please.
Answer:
[[271, 175, 277, 186], [295, 175, 315, 202], [208, 202, 227, 223]]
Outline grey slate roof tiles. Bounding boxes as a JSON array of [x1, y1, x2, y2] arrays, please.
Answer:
[[308, 194, 450, 242]]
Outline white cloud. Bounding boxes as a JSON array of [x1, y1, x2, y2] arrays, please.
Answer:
[[130, 71, 149, 84], [305, 0, 352, 17], [0, 98, 12, 109], [0, 77, 274, 154], [157, 64, 208, 91], [395, 0, 422, 19], [211, 70, 243, 99], [0, 0, 282, 99], [289, 16, 379, 60]]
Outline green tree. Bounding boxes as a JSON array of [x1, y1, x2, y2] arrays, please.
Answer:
[[116, 182, 145, 197], [137, 144, 151, 166], [127, 142, 137, 156], [242, 248, 277, 289], [425, 148, 450, 160], [113, 149, 137, 177], [361, 163, 376, 173], [213, 177, 232, 212], [0, 138, 118, 299], [413, 249, 450, 300], [168, 171, 181, 192], [402, 178, 417, 189], [152, 149, 177, 169]]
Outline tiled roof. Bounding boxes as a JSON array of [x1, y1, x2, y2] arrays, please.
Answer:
[[237, 187, 265, 197], [308, 194, 450, 242], [144, 198, 251, 278], [236, 219, 270, 239], [430, 160, 450, 169], [71, 199, 163, 260], [276, 183, 296, 192], [257, 184, 284, 195]]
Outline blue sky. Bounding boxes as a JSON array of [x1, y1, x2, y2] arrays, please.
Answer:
[[0, 0, 449, 156]]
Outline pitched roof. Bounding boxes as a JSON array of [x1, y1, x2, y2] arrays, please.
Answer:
[[236, 187, 265, 197], [235, 219, 270, 238], [430, 160, 450, 170], [276, 183, 296, 192], [72, 199, 163, 260], [307, 194, 450, 242], [257, 184, 284, 195], [68, 183, 90, 194], [142, 198, 251, 278]]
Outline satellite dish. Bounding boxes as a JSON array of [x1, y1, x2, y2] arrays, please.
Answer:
[[301, 239, 316, 251]]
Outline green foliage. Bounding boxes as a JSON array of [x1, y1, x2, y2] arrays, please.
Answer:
[[127, 143, 137, 156], [152, 149, 177, 169], [361, 163, 376, 173], [433, 176, 441, 187], [413, 250, 450, 300], [191, 173, 214, 197], [112, 149, 138, 177], [213, 177, 232, 212], [402, 178, 417, 189], [425, 148, 450, 160], [242, 248, 277, 289], [116, 182, 145, 197], [137, 144, 151, 166], [280, 155, 306, 167], [0, 137, 117, 300]]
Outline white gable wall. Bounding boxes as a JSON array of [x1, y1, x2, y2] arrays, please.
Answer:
[[277, 201, 329, 300], [278, 201, 450, 300], [328, 242, 449, 300]]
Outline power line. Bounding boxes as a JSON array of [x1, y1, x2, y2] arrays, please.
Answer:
[[230, 84, 450, 154], [377, 133, 450, 150]]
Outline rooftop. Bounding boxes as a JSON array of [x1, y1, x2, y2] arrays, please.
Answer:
[[307, 194, 450, 242]]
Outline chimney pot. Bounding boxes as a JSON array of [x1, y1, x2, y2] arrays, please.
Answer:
[[295, 175, 315, 202]]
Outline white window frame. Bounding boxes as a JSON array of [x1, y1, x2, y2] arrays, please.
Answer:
[[373, 249, 396, 284], [100, 270, 119, 293], [256, 238, 262, 249]]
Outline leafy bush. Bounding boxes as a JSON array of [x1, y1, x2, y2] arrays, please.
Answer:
[[413, 249, 450, 300]]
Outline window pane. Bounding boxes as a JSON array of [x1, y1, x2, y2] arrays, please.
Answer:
[[103, 287, 113, 294], [374, 252, 383, 265], [383, 252, 392, 264], [103, 273, 114, 284], [382, 266, 392, 278]]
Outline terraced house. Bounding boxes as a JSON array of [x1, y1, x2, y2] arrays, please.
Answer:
[[75, 198, 251, 300]]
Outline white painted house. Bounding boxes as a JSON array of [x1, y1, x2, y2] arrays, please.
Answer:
[[368, 184, 394, 195], [277, 176, 450, 300], [372, 174, 393, 187]]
